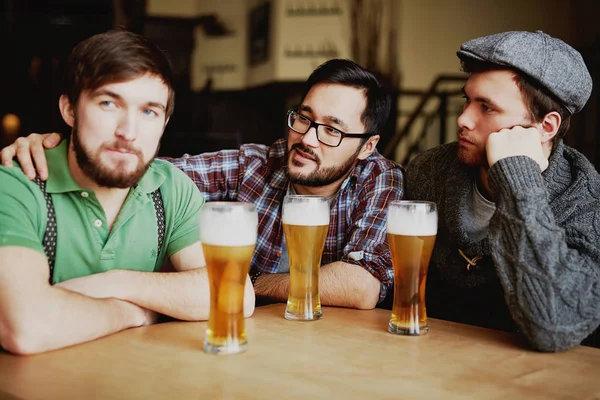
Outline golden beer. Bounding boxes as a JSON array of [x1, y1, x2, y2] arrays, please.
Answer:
[[199, 202, 257, 354], [203, 243, 254, 352], [388, 233, 436, 334], [386, 201, 437, 335], [282, 195, 330, 321], [283, 224, 328, 320]]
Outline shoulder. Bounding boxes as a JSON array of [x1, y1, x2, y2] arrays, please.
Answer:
[[238, 139, 286, 173], [548, 143, 600, 196], [147, 160, 205, 217], [406, 143, 462, 184], [149, 159, 202, 200], [356, 150, 403, 180], [0, 163, 44, 199], [409, 142, 459, 171], [150, 158, 196, 185], [239, 142, 272, 160], [404, 143, 463, 200], [562, 145, 600, 183], [0, 164, 46, 232]]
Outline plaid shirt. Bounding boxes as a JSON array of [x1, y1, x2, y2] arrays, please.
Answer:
[[165, 139, 403, 302]]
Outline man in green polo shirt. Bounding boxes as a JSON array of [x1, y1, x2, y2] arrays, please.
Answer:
[[0, 30, 255, 355]]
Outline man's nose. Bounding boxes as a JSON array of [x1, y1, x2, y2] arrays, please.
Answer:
[[301, 126, 320, 147], [457, 106, 475, 132], [115, 110, 137, 141]]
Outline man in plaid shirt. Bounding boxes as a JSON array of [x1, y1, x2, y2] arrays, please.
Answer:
[[2, 59, 403, 309]]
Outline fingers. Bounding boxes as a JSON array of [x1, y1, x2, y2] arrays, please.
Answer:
[[31, 140, 49, 181], [15, 137, 38, 180], [0, 141, 17, 168], [42, 133, 62, 149], [1, 133, 58, 180]]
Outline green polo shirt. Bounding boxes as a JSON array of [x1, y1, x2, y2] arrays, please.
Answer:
[[0, 141, 204, 283]]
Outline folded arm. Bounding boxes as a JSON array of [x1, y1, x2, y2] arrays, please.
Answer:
[[489, 156, 600, 352], [254, 261, 381, 310], [57, 242, 256, 320], [0, 247, 151, 355]]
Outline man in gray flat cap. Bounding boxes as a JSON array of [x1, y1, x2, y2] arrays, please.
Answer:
[[406, 30, 600, 352]]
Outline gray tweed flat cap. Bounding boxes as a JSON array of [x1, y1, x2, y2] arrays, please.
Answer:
[[457, 30, 592, 114]]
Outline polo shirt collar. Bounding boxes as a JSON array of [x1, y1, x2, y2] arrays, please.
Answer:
[[45, 140, 165, 194], [45, 141, 82, 194], [135, 162, 165, 194]]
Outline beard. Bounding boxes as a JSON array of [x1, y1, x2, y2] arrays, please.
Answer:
[[457, 130, 488, 167], [71, 123, 156, 188], [284, 142, 361, 187]]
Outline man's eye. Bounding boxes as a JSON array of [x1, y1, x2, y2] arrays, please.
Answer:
[[480, 103, 492, 112], [100, 101, 116, 108], [142, 109, 158, 117], [297, 114, 311, 123], [323, 126, 341, 136], [461, 96, 470, 109]]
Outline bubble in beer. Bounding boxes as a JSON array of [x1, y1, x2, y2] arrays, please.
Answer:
[[200, 203, 258, 246], [283, 198, 329, 226], [387, 202, 437, 236]]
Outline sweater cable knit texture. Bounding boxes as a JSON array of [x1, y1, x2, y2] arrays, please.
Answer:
[[406, 141, 600, 351]]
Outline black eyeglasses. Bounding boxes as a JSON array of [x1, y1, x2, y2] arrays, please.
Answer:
[[287, 109, 375, 147]]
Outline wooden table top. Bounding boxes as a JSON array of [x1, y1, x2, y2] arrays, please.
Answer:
[[0, 304, 598, 400]]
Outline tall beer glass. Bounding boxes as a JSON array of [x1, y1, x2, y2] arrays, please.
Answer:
[[387, 201, 437, 335], [283, 195, 329, 321], [200, 202, 257, 354]]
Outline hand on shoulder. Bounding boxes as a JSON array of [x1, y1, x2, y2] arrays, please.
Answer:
[[0, 133, 62, 180]]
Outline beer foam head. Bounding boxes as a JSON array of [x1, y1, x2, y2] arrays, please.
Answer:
[[283, 196, 329, 226], [199, 202, 258, 246], [387, 201, 437, 236]]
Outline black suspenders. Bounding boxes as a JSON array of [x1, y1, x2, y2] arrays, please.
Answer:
[[32, 177, 165, 283]]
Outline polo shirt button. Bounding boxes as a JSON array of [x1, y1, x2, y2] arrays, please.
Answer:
[[276, 251, 282, 257], [94, 219, 102, 228], [81, 191, 89, 198]]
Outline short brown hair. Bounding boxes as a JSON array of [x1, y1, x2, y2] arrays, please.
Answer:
[[64, 29, 175, 119], [461, 59, 571, 144]]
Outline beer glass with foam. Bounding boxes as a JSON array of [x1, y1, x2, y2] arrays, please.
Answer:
[[386, 201, 437, 335], [200, 202, 257, 354], [283, 195, 329, 321]]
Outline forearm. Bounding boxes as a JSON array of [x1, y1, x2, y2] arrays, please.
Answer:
[[320, 262, 381, 309], [106, 269, 212, 321], [2, 289, 144, 355], [254, 273, 289, 302], [254, 262, 381, 310], [489, 157, 600, 351]]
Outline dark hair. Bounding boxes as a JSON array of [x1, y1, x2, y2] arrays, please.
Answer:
[[301, 59, 391, 138], [64, 29, 175, 120], [461, 58, 571, 144]]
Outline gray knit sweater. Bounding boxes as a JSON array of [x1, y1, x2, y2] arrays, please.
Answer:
[[406, 141, 600, 351]]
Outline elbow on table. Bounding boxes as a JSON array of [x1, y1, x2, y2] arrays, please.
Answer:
[[352, 286, 380, 310], [525, 328, 585, 353], [0, 325, 47, 355]]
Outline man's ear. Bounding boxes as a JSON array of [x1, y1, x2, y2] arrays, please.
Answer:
[[59, 95, 75, 128], [539, 111, 561, 144], [357, 135, 380, 160]]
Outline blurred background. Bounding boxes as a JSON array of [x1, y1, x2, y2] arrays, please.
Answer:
[[1, 0, 599, 168]]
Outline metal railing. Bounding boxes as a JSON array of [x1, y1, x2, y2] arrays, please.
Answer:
[[383, 75, 467, 165]]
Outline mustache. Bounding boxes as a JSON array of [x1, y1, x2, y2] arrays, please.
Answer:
[[457, 129, 475, 144], [290, 143, 320, 164], [104, 140, 142, 155]]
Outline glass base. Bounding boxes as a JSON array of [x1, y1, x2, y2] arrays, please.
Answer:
[[284, 309, 322, 321], [388, 322, 429, 336], [203, 339, 248, 355]]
